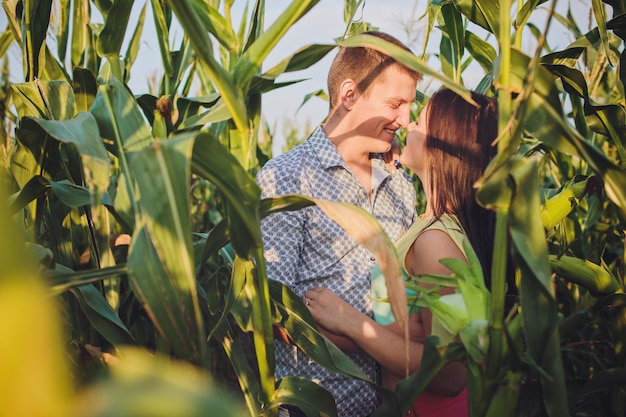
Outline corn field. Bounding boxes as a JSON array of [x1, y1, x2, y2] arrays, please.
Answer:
[[0, 0, 625, 416]]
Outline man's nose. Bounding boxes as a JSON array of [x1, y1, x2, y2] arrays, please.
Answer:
[[397, 105, 411, 127]]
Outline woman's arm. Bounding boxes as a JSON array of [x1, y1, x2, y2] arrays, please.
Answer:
[[305, 287, 427, 377], [306, 229, 468, 396]]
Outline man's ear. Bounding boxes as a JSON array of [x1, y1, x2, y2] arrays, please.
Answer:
[[339, 79, 359, 110]]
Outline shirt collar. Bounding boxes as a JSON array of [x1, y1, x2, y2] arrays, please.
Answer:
[[309, 126, 347, 169], [309, 126, 393, 179]]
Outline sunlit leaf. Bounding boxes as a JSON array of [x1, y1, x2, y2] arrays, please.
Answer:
[[11, 80, 76, 120], [71, 0, 89, 67], [96, 0, 133, 57], [20, 112, 110, 198], [232, 0, 321, 86], [453, 0, 500, 39], [150, 0, 173, 76], [465, 31, 497, 72], [262, 44, 335, 79], [90, 76, 153, 155], [0, 280, 71, 417], [165, 0, 248, 132], [124, 2, 147, 81]]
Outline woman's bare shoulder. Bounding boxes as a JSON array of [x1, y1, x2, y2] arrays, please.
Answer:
[[406, 229, 465, 276]]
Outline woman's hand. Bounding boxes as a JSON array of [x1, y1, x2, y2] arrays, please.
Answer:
[[383, 138, 401, 171], [304, 287, 360, 335]]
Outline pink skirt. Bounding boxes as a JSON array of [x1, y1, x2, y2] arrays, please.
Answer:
[[405, 386, 468, 416]]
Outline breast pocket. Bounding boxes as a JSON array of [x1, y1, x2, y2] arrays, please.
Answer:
[[303, 206, 359, 270]]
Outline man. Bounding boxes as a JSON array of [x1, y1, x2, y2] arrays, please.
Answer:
[[257, 31, 422, 417]]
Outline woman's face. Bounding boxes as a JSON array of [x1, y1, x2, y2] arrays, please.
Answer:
[[399, 104, 429, 176]]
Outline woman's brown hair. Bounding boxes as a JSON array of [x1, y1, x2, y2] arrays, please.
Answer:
[[425, 88, 499, 288]]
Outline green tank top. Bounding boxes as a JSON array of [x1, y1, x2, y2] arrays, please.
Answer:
[[371, 214, 468, 325]]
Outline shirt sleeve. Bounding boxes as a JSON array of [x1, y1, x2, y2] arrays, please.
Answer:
[[256, 162, 306, 290]]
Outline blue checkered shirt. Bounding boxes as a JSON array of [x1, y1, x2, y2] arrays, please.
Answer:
[[257, 126, 417, 417]]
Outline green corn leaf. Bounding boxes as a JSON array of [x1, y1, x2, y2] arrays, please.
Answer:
[[128, 227, 205, 364], [124, 2, 147, 81], [268, 279, 399, 411], [592, 0, 613, 66], [150, 0, 173, 77], [544, 63, 626, 160], [479, 155, 570, 416], [262, 44, 336, 79], [453, 0, 500, 39], [128, 133, 206, 364], [228, 256, 275, 404], [465, 31, 497, 72], [96, 0, 133, 58], [165, 0, 248, 133], [0, 277, 72, 417], [460, 319, 490, 364], [406, 273, 460, 289], [57, 0, 70, 63], [483, 370, 523, 417], [514, 0, 547, 31], [20, 112, 110, 198], [370, 339, 466, 417], [22, 0, 53, 80], [72, 67, 98, 112], [427, 292, 470, 342], [272, 376, 338, 417], [232, 0, 320, 86], [71, 348, 247, 417], [69, 284, 136, 346], [71, 0, 89, 67], [209, 319, 265, 415], [190, 0, 238, 52], [191, 131, 262, 258], [440, 2, 465, 82], [46, 263, 126, 295], [268, 279, 370, 379], [90, 76, 153, 155], [500, 49, 626, 219], [8, 176, 79, 213], [11, 79, 76, 120]]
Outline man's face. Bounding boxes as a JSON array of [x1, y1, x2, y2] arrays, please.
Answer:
[[350, 65, 417, 154]]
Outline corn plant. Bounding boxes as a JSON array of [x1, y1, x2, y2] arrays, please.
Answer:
[[0, 0, 417, 416], [362, 0, 626, 416], [2, 0, 625, 417]]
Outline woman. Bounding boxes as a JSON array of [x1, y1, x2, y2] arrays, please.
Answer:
[[303, 88, 500, 416]]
